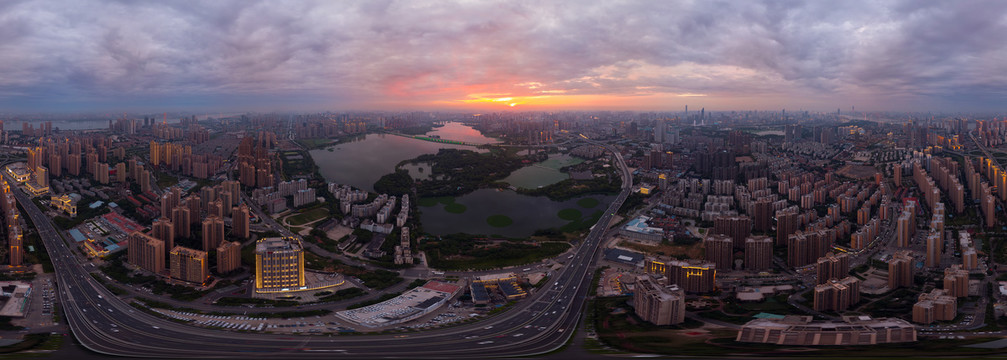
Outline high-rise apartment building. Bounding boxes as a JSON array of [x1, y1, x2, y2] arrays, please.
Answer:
[[776, 206, 800, 245], [151, 217, 175, 258], [704, 234, 734, 270], [813, 276, 860, 312], [633, 274, 686, 326], [787, 230, 832, 268], [815, 252, 850, 285], [127, 232, 164, 274], [888, 250, 914, 290], [963, 247, 979, 270], [186, 196, 202, 224], [202, 215, 225, 251], [644, 258, 717, 293], [160, 189, 180, 218], [981, 182, 996, 228], [115, 162, 127, 183], [35, 166, 48, 188], [744, 236, 773, 271], [711, 215, 752, 249], [170, 246, 208, 284], [171, 206, 191, 239], [216, 241, 242, 274], [926, 231, 942, 268], [753, 199, 773, 232], [208, 199, 224, 218], [896, 209, 914, 248], [140, 169, 151, 193], [232, 203, 250, 239], [912, 289, 956, 324], [943, 265, 969, 298]]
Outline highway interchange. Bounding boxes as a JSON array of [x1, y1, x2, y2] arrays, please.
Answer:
[[8, 138, 633, 358]]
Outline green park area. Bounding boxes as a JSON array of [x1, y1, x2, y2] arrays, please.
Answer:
[[286, 207, 331, 226], [421, 233, 569, 270], [375, 148, 526, 198]]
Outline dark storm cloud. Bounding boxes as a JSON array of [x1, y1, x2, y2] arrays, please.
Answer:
[[0, 0, 1004, 112]]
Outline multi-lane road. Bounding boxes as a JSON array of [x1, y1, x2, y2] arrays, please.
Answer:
[[10, 139, 633, 358]]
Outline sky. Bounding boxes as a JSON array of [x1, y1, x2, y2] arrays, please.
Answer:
[[1, 0, 1006, 113]]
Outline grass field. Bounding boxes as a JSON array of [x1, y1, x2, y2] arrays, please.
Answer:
[[286, 207, 330, 226], [619, 240, 703, 260]]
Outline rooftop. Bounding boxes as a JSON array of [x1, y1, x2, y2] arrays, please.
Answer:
[[256, 237, 302, 253]]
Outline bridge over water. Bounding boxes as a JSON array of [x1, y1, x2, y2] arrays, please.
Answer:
[[385, 131, 481, 146]]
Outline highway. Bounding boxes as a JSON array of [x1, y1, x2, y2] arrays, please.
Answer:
[[10, 138, 633, 358]]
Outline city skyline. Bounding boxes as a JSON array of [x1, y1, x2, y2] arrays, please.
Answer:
[[1, 1, 1006, 113]]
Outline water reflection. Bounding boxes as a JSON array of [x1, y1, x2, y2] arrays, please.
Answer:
[[311, 123, 496, 191], [503, 154, 584, 189], [425, 122, 500, 145], [420, 189, 613, 237]]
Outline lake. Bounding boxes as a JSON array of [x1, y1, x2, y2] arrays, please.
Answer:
[[311, 122, 614, 237], [503, 154, 584, 189], [420, 189, 613, 237], [311, 123, 496, 191], [424, 121, 501, 145]]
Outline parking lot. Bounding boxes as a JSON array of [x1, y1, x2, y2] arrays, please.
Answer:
[[11, 273, 58, 331]]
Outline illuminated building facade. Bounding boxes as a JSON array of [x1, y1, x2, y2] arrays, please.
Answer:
[[255, 237, 305, 292], [645, 258, 716, 293]]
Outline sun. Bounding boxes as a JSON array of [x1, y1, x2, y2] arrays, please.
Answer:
[[509, 103, 517, 107]]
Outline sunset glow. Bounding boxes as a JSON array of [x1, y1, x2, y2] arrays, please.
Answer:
[[0, 1, 1003, 112]]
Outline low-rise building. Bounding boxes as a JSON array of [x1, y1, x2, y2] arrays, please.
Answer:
[[737, 315, 916, 345], [50, 193, 81, 218]]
